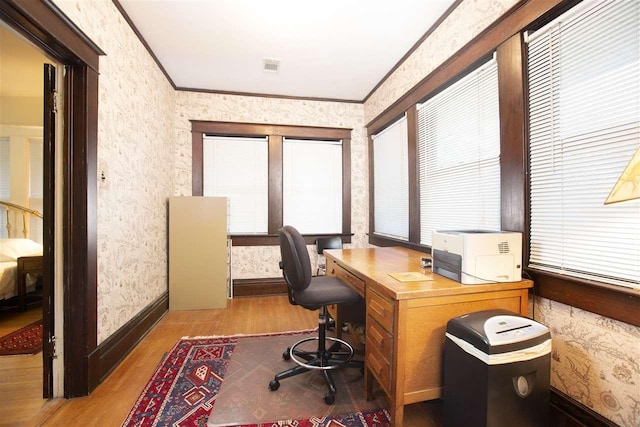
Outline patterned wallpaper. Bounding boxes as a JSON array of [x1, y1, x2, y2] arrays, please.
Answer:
[[535, 297, 639, 427], [52, 0, 176, 343], [363, 0, 639, 425], [174, 92, 367, 280], [45, 2, 639, 425]]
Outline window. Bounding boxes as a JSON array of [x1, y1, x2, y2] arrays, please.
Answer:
[[417, 56, 501, 246], [0, 137, 9, 239], [371, 115, 409, 240], [283, 138, 342, 234], [28, 138, 43, 242], [29, 139, 43, 201], [527, 0, 640, 289], [363, 0, 637, 324], [203, 135, 268, 234], [192, 121, 352, 245]]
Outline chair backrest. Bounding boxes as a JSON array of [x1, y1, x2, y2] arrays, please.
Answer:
[[315, 236, 343, 254], [279, 226, 312, 292]]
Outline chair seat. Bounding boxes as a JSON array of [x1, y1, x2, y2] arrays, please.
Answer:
[[293, 275, 361, 308]]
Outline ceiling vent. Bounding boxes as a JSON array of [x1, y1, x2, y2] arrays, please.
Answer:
[[263, 58, 280, 73]]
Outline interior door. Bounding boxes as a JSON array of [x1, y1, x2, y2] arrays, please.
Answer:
[[42, 63, 56, 398]]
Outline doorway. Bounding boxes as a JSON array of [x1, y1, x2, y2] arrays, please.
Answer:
[[0, 0, 104, 401], [0, 22, 59, 422]]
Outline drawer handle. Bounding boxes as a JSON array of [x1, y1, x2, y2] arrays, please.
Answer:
[[370, 299, 386, 318]]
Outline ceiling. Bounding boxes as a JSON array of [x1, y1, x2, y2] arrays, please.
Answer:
[[118, 0, 457, 101]]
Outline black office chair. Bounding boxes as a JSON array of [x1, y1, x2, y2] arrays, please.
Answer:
[[268, 226, 363, 404], [315, 236, 343, 276]]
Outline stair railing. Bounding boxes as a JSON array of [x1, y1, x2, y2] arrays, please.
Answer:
[[0, 200, 43, 239]]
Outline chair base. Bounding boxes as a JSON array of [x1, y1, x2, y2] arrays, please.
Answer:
[[288, 336, 354, 370], [268, 338, 363, 405], [268, 306, 364, 405]]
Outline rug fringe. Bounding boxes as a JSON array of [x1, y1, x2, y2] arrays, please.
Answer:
[[181, 328, 318, 340]]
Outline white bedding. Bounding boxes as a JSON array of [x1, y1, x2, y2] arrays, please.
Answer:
[[0, 239, 43, 300], [0, 262, 20, 300]]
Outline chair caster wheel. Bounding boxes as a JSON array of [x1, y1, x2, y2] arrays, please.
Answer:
[[324, 393, 335, 405], [282, 349, 291, 361], [268, 379, 280, 391]]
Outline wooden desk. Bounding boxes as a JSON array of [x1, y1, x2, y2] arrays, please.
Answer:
[[325, 247, 532, 427]]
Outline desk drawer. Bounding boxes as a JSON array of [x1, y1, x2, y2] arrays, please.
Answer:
[[330, 262, 365, 297], [367, 345, 392, 394], [366, 317, 392, 363], [367, 289, 394, 332]]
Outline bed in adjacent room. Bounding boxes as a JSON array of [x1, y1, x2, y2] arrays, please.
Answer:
[[0, 238, 43, 310]]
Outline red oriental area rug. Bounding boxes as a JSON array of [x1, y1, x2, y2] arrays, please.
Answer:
[[122, 331, 389, 427], [0, 319, 43, 356]]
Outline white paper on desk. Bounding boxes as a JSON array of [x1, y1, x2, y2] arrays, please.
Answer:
[[388, 271, 434, 282]]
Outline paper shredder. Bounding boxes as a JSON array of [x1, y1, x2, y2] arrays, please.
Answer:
[[443, 309, 551, 427]]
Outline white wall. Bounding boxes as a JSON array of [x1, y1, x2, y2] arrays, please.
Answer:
[[0, 97, 42, 126]]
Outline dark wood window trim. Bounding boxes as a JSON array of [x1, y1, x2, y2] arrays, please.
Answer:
[[529, 270, 639, 327], [516, 5, 640, 327], [495, 31, 638, 327], [367, 53, 496, 251], [367, 107, 423, 252], [365, 0, 639, 326], [367, 0, 565, 251], [365, 0, 564, 132], [191, 121, 352, 246]]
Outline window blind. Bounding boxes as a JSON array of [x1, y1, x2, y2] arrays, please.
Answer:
[[527, 0, 640, 288], [203, 135, 268, 234], [417, 57, 501, 246], [283, 138, 342, 234], [0, 137, 9, 199], [372, 115, 409, 240]]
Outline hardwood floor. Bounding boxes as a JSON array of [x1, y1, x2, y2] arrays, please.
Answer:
[[0, 306, 41, 337], [0, 306, 46, 427], [27, 296, 442, 427]]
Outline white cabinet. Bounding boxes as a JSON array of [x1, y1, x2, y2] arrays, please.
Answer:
[[169, 197, 228, 310]]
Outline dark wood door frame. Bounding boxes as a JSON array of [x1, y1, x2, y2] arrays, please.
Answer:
[[0, 0, 103, 397], [42, 62, 56, 398]]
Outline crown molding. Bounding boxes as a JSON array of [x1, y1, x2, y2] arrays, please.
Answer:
[[111, 0, 176, 89]]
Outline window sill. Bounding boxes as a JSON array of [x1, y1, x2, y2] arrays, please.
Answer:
[[368, 234, 430, 253], [230, 233, 352, 246], [527, 268, 640, 327]]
